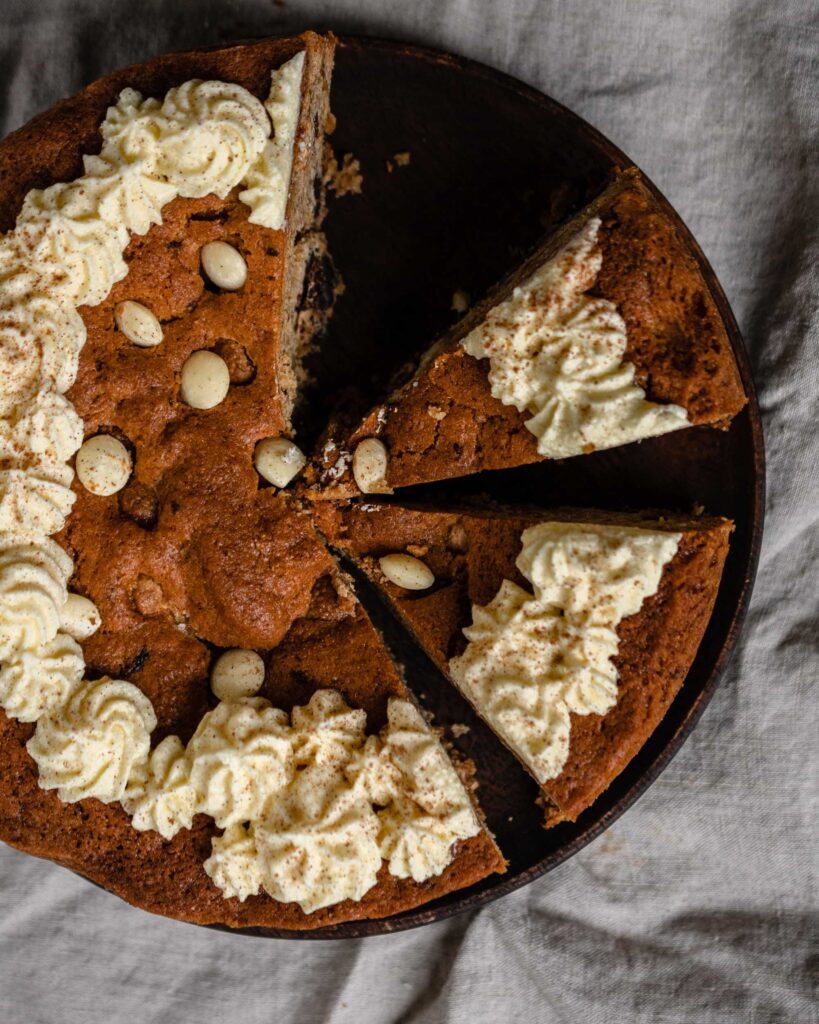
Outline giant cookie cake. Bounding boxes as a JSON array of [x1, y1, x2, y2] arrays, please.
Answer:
[[0, 32, 744, 930]]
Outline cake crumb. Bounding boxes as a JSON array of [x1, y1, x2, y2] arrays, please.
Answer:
[[427, 404, 447, 421], [692, 501, 705, 516], [451, 289, 470, 314], [386, 151, 411, 172], [451, 723, 470, 738], [406, 543, 429, 558], [324, 147, 363, 196]]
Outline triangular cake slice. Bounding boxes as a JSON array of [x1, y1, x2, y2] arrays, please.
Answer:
[[311, 170, 746, 495], [0, 34, 502, 931], [319, 501, 732, 824]]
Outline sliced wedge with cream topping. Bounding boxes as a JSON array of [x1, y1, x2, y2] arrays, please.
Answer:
[[319, 501, 732, 824], [310, 170, 746, 496]]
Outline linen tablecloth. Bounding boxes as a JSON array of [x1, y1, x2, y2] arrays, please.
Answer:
[[1, 1, 816, 1021]]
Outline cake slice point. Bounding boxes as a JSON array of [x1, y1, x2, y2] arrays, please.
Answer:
[[310, 169, 746, 496], [319, 501, 733, 825]]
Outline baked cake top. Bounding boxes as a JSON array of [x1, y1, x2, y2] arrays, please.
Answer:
[[0, 33, 503, 929]]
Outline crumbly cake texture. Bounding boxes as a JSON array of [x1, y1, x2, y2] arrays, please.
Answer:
[[0, 33, 505, 930], [318, 502, 733, 824], [310, 169, 747, 494]]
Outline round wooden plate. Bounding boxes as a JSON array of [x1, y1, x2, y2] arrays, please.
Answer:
[[235, 34, 764, 939]]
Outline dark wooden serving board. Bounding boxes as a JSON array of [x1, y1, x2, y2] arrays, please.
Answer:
[[262, 34, 764, 939]]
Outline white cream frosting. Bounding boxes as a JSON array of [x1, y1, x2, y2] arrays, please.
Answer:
[[0, 632, 83, 723], [250, 690, 381, 913], [291, 687, 368, 769], [0, 464, 75, 538], [122, 734, 196, 839], [194, 692, 481, 911], [461, 218, 690, 458], [155, 79, 271, 199], [0, 286, 85, 415], [203, 823, 263, 902], [186, 698, 294, 828], [240, 52, 306, 230], [0, 535, 73, 661], [0, 390, 84, 467], [450, 522, 680, 784], [15, 183, 130, 309], [27, 676, 157, 803], [256, 787, 382, 914], [378, 700, 480, 882]]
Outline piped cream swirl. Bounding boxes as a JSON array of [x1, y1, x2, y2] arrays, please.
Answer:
[[203, 823, 263, 902], [0, 633, 83, 723], [27, 676, 157, 803], [0, 535, 73, 660], [122, 734, 197, 839], [186, 698, 294, 828], [240, 52, 306, 230], [461, 218, 690, 457], [450, 523, 680, 784]]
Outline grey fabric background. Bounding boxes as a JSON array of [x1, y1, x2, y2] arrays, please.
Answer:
[[1, 1, 816, 1021]]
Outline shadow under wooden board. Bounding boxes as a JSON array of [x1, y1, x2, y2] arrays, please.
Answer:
[[224, 34, 764, 939]]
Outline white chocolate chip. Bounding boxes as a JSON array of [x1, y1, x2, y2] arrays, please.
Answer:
[[211, 649, 265, 701], [352, 438, 393, 494], [378, 554, 435, 591], [254, 437, 306, 488], [60, 593, 102, 639], [180, 350, 231, 409], [201, 241, 248, 291], [115, 300, 163, 348], [75, 435, 132, 496]]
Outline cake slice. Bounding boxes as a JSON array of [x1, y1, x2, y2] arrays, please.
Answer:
[[319, 501, 732, 824], [310, 170, 746, 495]]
